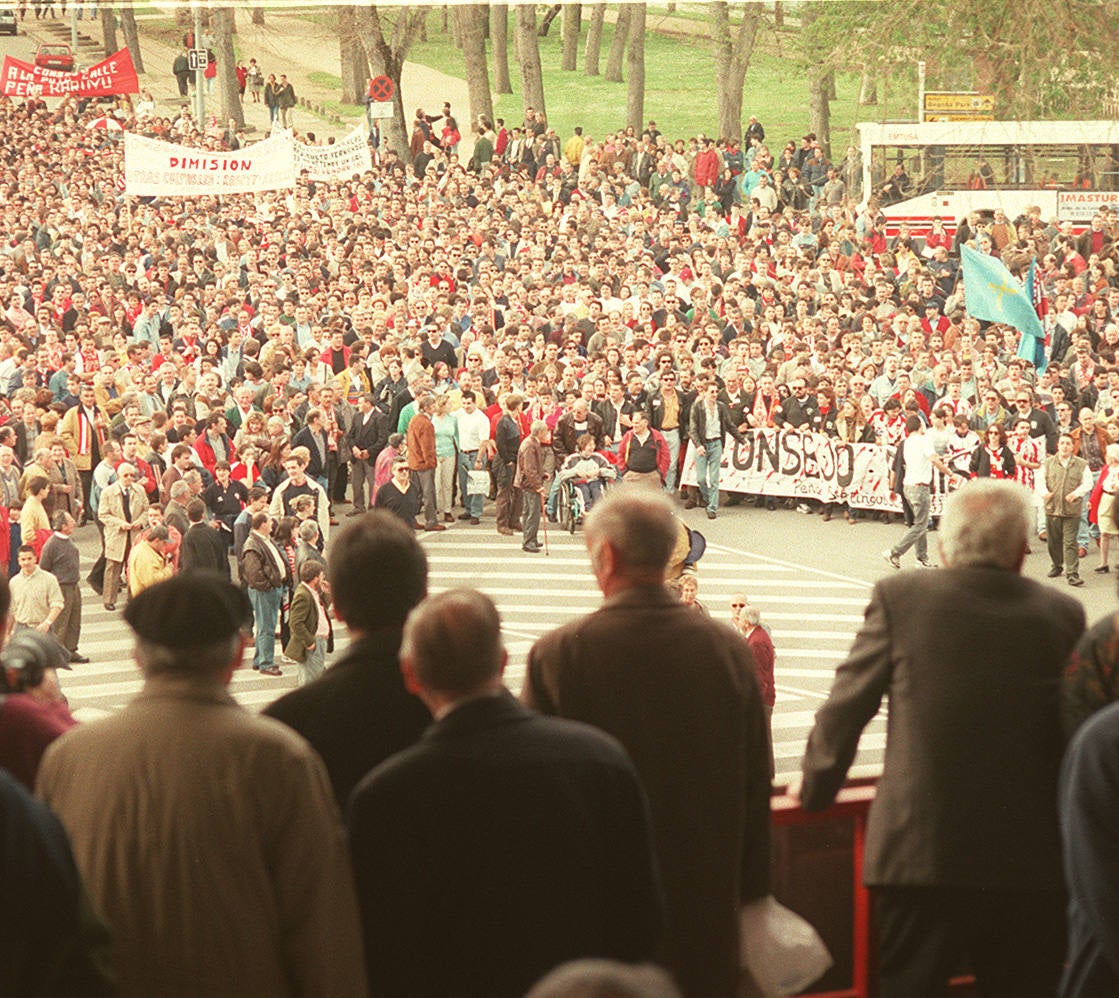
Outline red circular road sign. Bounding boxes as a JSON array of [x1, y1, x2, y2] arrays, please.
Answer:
[[369, 75, 394, 102]]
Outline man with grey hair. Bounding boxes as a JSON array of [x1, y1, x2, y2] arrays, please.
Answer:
[[349, 588, 662, 998], [800, 479, 1086, 997], [37, 573, 366, 997], [524, 488, 771, 997], [515, 419, 549, 552]]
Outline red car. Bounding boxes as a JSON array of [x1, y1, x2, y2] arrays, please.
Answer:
[[34, 43, 75, 72]]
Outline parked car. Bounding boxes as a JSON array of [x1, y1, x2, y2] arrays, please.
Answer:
[[34, 43, 74, 71], [0, 9, 18, 35]]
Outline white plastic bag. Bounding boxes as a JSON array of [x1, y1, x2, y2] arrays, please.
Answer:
[[466, 469, 490, 496], [739, 895, 833, 997]]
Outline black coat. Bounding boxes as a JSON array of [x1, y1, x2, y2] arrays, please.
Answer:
[[263, 630, 431, 810], [348, 693, 663, 998], [344, 408, 388, 465], [180, 522, 230, 577]]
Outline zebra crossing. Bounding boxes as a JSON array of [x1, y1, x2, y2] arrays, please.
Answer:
[[62, 523, 883, 784]]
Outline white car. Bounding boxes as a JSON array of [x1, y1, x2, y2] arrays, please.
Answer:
[[0, 9, 18, 35]]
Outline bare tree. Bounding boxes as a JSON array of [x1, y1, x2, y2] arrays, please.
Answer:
[[339, 5, 370, 105], [491, 4, 512, 94], [604, 3, 631, 82], [561, 3, 579, 70], [460, 3, 494, 127], [625, 3, 645, 131], [515, 4, 546, 116], [213, 7, 244, 130], [710, 1, 762, 143], [353, 4, 428, 159], [584, 3, 605, 75], [100, 5, 118, 56], [118, 6, 144, 73]]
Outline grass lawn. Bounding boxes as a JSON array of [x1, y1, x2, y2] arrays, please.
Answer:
[[404, 5, 919, 154]]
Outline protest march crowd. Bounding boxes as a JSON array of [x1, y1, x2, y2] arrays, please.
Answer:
[[4, 70, 1119, 998]]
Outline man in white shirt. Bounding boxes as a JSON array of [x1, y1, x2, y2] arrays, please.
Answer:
[[884, 416, 960, 569], [453, 394, 491, 525]]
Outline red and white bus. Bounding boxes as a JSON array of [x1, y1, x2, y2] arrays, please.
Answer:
[[857, 120, 1119, 237]]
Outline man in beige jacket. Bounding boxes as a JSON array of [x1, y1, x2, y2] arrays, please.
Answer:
[[37, 572, 367, 998]]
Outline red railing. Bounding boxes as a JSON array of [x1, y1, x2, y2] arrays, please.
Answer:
[[772, 782, 876, 998], [770, 780, 976, 998]]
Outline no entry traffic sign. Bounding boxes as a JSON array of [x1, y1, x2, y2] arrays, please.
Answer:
[[368, 75, 394, 102]]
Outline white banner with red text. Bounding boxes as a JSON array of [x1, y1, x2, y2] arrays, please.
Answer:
[[293, 124, 372, 181], [123, 132, 297, 195], [0, 48, 138, 98], [680, 429, 957, 513]]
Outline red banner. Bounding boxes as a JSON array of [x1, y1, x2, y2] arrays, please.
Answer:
[[0, 48, 139, 98]]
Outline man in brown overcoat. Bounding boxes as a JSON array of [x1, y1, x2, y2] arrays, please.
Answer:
[[523, 487, 772, 996]]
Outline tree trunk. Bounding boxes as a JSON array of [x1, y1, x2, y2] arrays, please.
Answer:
[[442, 5, 449, 33], [213, 7, 244, 130], [100, 6, 118, 57], [773, 1, 783, 28], [711, 0, 762, 144], [539, 4, 561, 36], [666, 1, 676, 10], [118, 6, 144, 73], [515, 5, 546, 117], [859, 67, 878, 105], [339, 6, 369, 105], [251, 6, 264, 26], [584, 3, 605, 76], [802, 4, 830, 159], [452, 6, 463, 48], [491, 4, 512, 94], [625, 4, 645, 131], [561, 3, 579, 71], [354, 4, 427, 160], [604, 3, 631, 83], [807, 67, 830, 160], [825, 70, 836, 101], [461, 3, 494, 127]]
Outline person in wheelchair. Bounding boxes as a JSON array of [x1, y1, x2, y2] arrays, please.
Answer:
[[557, 434, 616, 519]]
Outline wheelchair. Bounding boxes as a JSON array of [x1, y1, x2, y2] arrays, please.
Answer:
[[556, 474, 612, 534]]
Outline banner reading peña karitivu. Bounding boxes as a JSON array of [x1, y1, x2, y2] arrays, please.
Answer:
[[293, 125, 372, 181], [123, 132, 296, 195], [0, 48, 139, 98]]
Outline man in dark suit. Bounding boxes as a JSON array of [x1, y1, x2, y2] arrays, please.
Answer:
[[179, 499, 230, 576], [523, 489, 771, 998], [344, 393, 387, 515], [348, 588, 663, 998], [264, 512, 431, 810], [800, 479, 1087, 997]]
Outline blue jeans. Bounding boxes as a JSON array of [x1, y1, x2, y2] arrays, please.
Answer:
[[662, 428, 681, 491], [248, 587, 281, 670], [458, 450, 483, 517], [694, 438, 723, 513]]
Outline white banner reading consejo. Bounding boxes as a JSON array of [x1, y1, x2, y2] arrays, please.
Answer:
[[124, 132, 296, 195], [293, 125, 372, 181]]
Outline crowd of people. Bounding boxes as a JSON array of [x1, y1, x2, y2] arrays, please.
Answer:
[[1, 75, 1119, 994]]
